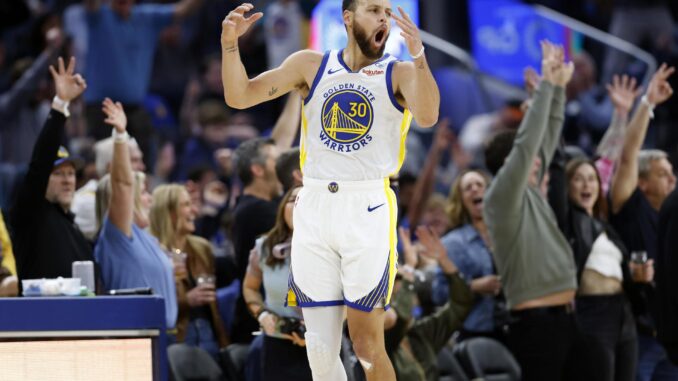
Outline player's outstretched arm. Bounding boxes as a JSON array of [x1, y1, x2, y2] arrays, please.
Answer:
[[391, 6, 439, 128], [221, 3, 316, 109]]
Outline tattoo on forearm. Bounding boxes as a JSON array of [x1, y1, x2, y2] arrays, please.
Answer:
[[269, 87, 278, 97], [418, 62, 425, 70], [223, 46, 238, 54]]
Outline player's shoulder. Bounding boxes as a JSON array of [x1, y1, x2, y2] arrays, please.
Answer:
[[390, 60, 416, 90], [284, 49, 325, 76], [287, 49, 325, 65], [391, 60, 416, 75]]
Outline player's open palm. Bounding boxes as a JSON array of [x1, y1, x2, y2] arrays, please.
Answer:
[[606, 74, 643, 114], [645, 63, 675, 106], [391, 6, 423, 57], [221, 3, 263, 44]]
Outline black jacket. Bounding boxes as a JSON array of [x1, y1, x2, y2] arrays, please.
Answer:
[[548, 148, 651, 329], [548, 147, 632, 285], [8, 110, 93, 281], [656, 189, 678, 364]]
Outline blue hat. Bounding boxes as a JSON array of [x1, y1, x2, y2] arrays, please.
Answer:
[[53, 146, 84, 170]]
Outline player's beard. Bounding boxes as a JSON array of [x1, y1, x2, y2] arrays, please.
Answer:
[[353, 21, 388, 60]]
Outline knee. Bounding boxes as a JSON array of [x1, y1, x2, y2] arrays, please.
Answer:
[[350, 333, 380, 364], [305, 332, 340, 376]]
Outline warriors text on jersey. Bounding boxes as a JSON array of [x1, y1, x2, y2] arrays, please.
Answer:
[[300, 49, 413, 181]]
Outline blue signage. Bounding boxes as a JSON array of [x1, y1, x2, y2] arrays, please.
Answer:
[[469, 0, 582, 85]]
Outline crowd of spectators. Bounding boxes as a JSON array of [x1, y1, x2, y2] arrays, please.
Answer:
[[1, 1, 678, 381]]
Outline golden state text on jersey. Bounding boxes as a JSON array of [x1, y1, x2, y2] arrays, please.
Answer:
[[300, 50, 413, 181], [320, 86, 374, 152]]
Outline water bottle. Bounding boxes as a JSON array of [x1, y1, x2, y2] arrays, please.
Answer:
[[72, 261, 95, 293]]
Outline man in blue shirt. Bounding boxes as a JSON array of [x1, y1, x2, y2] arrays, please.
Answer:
[[83, 0, 204, 167]]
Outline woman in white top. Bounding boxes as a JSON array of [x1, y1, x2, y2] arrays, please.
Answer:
[[550, 153, 654, 381]]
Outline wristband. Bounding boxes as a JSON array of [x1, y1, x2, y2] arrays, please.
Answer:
[[112, 129, 129, 144], [51, 95, 70, 117], [641, 95, 655, 119], [401, 265, 415, 275], [257, 310, 272, 324], [411, 46, 425, 60]]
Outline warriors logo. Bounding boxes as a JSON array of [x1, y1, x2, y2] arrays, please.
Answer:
[[321, 89, 374, 145]]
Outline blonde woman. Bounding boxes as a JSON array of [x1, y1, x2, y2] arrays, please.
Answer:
[[440, 169, 502, 341], [150, 184, 228, 358], [93, 98, 177, 330]]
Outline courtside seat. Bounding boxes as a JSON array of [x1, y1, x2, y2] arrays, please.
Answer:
[[438, 344, 471, 381], [453, 337, 521, 381]]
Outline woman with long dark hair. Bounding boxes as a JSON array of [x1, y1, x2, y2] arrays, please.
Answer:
[[550, 153, 652, 381], [242, 186, 311, 380]]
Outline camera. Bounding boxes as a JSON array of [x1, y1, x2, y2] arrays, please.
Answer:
[[277, 317, 306, 338]]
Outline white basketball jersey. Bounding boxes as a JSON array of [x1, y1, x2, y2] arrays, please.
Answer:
[[300, 49, 412, 181]]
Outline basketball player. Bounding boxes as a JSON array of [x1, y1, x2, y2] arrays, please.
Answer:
[[221, 2, 439, 380]]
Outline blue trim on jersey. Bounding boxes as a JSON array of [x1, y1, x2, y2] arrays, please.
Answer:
[[344, 299, 392, 312], [375, 53, 392, 65], [337, 49, 392, 74], [344, 299, 374, 312], [296, 300, 346, 308], [344, 257, 391, 312], [304, 51, 330, 105], [386, 61, 405, 113], [337, 49, 353, 73], [287, 268, 316, 305]]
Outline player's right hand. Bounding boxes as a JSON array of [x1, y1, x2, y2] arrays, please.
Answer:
[[221, 3, 263, 45]]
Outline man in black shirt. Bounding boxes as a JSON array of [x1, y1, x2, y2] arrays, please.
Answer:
[[656, 189, 678, 366], [609, 64, 678, 380], [230, 138, 281, 345], [9, 56, 94, 283]]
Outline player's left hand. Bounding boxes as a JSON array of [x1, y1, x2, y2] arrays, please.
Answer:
[[391, 6, 423, 59]]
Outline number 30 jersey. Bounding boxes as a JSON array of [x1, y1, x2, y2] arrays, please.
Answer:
[[300, 49, 413, 181]]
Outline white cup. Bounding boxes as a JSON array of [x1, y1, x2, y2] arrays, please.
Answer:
[[72, 261, 95, 292]]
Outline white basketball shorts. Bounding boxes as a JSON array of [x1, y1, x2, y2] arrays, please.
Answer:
[[286, 177, 398, 312]]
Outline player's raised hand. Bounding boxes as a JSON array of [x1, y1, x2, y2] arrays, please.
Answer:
[[221, 3, 263, 46], [391, 6, 424, 59]]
